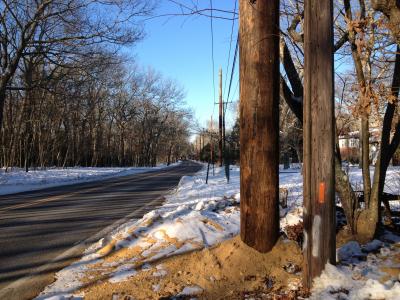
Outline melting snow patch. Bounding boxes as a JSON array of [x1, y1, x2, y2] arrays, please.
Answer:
[[178, 285, 203, 296], [152, 269, 167, 277], [141, 263, 152, 270], [152, 284, 161, 292], [35, 254, 102, 299], [36, 294, 84, 300], [354, 279, 400, 300], [153, 264, 167, 277], [108, 264, 137, 283]]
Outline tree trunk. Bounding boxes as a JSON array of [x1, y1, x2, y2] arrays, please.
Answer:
[[361, 116, 371, 206], [335, 155, 358, 233], [0, 88, 5, 131], [342, 0, 378, 241], [167, 144, 173, 166], [371, 0, 400, 45]]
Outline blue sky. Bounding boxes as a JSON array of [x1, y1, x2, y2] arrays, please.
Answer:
[[126, 1, 239, 130]]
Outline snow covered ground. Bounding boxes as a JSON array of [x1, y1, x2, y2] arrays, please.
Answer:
[[35, 164, 400, 299], [312, 237, 400, 299], [0, 163, 180, 196]]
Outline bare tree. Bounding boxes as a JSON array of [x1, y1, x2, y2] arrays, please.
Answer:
[[0, 0, 155, 129]]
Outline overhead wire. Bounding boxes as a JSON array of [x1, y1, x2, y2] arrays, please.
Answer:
[[209, 0, 216, 119], [225, 33, 239, 115], [232, 79, 239, 104], [223, 0, 238, 101]]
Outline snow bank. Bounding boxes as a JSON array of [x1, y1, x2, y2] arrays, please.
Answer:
[[346, 166, 400, 194], [0, 162, 180, 196], [36, 165, 304, 298], [36, 164, 400, 299]]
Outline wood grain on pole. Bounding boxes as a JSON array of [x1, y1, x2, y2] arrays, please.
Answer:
[[303, 0, 336, 289], [239, 0, 280, 252]]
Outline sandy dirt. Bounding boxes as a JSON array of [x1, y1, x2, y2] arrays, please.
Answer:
[[78, 236, 304, 299]]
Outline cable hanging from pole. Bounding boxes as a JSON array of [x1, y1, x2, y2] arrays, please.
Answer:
[[209, 0, 216, 111], [225, 33, 239, 114], [223, 0, 238, 100]]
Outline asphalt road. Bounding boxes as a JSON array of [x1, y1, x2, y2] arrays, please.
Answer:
[[0, 161, 202, 300]]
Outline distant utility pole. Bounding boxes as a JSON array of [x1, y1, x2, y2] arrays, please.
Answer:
[[200, 131, 203, 161], [239, 0, 280, 252], [211, 116, 215, 176], [303, 0, 335, 290], [210, 116, 214, 164], [218, 68, 223, 167], [196, 136, 200, 161]]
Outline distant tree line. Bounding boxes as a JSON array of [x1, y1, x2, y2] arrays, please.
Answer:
[[1, 58, 191, 169]]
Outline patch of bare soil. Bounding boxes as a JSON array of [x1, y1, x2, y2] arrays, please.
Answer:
[[79, 236, 305, 300], [336, 226, 355, 247]]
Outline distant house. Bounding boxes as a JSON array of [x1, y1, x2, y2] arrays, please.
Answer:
[[338, 128, 380, 164], [339, 131, 360, 163]]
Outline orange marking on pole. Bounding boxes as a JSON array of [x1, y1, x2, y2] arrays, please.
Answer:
[[318, 182, 326, 204]]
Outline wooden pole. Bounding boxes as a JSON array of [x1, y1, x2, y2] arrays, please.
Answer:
[[211, 116, 215, 176], [303, 0, 335, 289], [206, 161, 210, 184], [202, 131, 204, 150], [219, 68, 223, 167], [196, 136, 199, 161], [210, 116, 214, 165], [222, 101, 226, 159], [239, 0, 280, 252], [200, 132, 203, 161]]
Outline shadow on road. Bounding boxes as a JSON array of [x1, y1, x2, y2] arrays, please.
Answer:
[[0, 161, 202, 299]]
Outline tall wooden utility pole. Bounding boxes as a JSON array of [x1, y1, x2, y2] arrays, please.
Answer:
[[222, 102, 226, 160], [218, 68, 223, 167], [239, 0, 280, 252], [303, 0, 335, 289]]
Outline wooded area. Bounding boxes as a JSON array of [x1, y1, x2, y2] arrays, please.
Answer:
[[0, 0, 191, 169]]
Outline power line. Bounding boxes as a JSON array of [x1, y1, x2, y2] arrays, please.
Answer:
[[223, 0, 237, 100], [209, 0, 216, 113], [232, 79, 239, 103], [225, 33, 239, 114]]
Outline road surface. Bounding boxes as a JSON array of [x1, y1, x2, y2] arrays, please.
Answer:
[[0, 161, 202, 299]]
